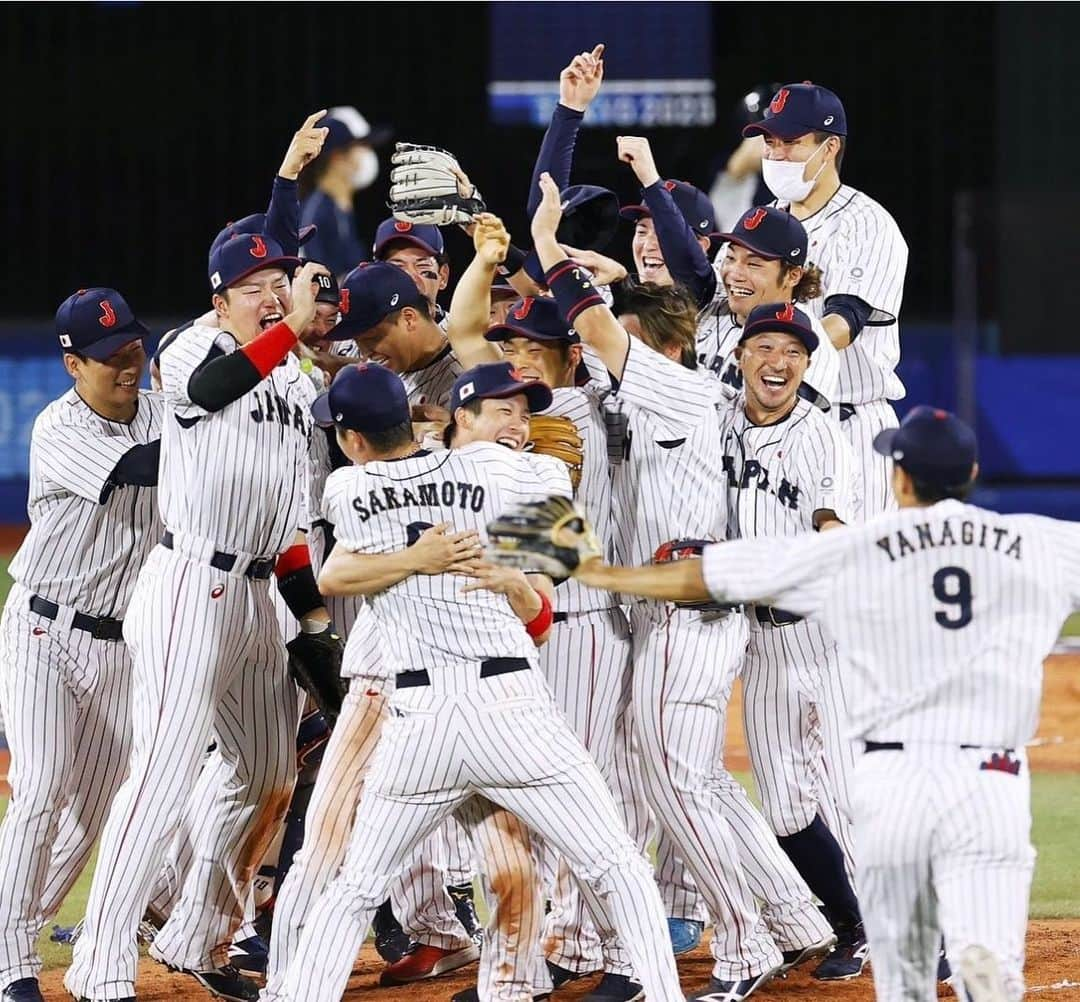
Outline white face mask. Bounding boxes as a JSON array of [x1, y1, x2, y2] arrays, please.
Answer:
[[351, 148, 379, 191], [761, 139, 830, 202]]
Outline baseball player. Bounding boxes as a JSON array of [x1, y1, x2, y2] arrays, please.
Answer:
[[63, 236, 335, 1002], [315, 261, 483, 981], [745, 82, 909, 515], [550, 404, 1073, 1002], [444, 216, 642, 999], [718, 301, 867, 980], [531, 172, 836, 1002], [0, 292, 160, 1002], [372, 218, 451, 320], [270, 361, 683, 1002]]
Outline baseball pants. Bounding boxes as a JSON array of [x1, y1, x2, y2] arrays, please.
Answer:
[[853, 745, 1034, 1002], [66, 547, 299, 999], [0, 586, 132, 990], [277, 661, 683, 1002]]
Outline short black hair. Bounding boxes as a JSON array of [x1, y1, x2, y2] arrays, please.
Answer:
[[910, 474, 975, 504], [358, 419, 414, 453], [442, 398, 485, 448], [812, 131, 846, 172]]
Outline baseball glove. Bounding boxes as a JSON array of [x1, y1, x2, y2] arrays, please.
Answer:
[[286, 625, 348, 727], [388, 142, 487, 227], [486, 494, 601, 578], [653, 538, 739, 613], [527, 414, 584, 492]]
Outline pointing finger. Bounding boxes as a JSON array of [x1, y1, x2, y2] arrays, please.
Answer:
[[301, 109, 328, 130]]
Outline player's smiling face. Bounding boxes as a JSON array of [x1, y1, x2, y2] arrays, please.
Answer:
[[721, 245, 797, 322], [454, 395, 531, 451], [65, 337, 147, 420], [301, 302, 341, 345], [737, 331, 809, 418], [495, 336, 577, 388], [631, 217, 672, 286], [382, 244, 449, 306], [215, 267, 292, 344]]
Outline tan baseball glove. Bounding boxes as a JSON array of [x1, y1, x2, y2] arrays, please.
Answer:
[[527, 414, 584, 492]]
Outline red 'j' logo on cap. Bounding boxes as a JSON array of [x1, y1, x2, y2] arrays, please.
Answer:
[[513, 297, 534, 321], [662, 180, 677, 193], [394, 221, 413, 233], [339, 289, 350, 315], [775, 303, 796, 322], [770, 88, 790, 114], [250, 235, 268, 259], [98, 300, 117, 328], [743, 208, 767, 230]]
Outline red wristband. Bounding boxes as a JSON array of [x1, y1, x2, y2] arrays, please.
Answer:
[[525, 591, 554, 638], [241, 320, 298, 379], [274, 543, 311, 579]]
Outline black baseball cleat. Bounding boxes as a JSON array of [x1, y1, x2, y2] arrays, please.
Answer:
[[228, 934, 269, 979], [447, 881, 484, 948], [812, 922, 869, 980], [150, 950, 260, 1002], [687, 966, 779, 1001], [372, 899, 413, 964], [545, 959, 594, 989], [2, 979, 44, 1002], [778, 933, 838, 974], [581, 972, 644, 1001]]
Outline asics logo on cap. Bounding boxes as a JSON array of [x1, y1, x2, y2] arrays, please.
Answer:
[[770, 88, 790, 113], [250, 235, 268, 259], [513, 297, 535, 321], [339, 289, 351, 314], [390, 293, 400, 307], [824, 115, 835, 125], [775, 302, 796, 322], [743, 208, 767, 230], [98, 300, 117, 328]]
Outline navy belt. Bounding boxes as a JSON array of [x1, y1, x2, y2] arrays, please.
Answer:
[[29, 595, 123, 642], [754, 606, 803, 626], [838, 403, 857, 422], [865, 740, 989, 753], [161, 531, 276, 580], [396, 657, 531, 689], [553, 612, 569, 623]]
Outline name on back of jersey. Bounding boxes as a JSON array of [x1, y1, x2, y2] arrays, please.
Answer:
[[351, 478, 486, 522], [876, 517, 1023, 562]]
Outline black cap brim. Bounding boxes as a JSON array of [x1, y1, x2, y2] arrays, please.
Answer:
[[467, 380, 553, 414], [714, 232, 784, 260], [310, 391, 334, 427], [217, 255, 303, 292], [619, 204, 651, 222], [484, 323, 578, 345], [740, 319, 818, 353], [872, 427, 900, 459], [77, 321, 150, 360]]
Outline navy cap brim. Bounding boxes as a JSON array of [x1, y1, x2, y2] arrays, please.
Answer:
[[298, 224, 317, 247], [872, 427, 900, 460], [714, 231, 784, 260], [375, 233, 442, 259], [619, 204, 651, 222], [218, 255, 303, 292], [481, 380, 553, 413], [76, 321, 151, 360], [483, 323, 577, 345], [310, 391, 334, 427], [740, 319, 818, 353]]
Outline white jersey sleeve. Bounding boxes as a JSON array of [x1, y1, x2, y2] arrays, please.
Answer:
[[826, 202, 907, 324], [519, 450, 573, 500], [793, 417, 860, 524], [159, 324, 239, 416], [34, 415, 141, 504], [616, 335, 717, 434]]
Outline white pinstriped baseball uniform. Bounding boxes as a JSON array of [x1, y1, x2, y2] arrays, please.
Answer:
[[783, 185, 908, 516], [66, 324, 310, 1000], [720, 396, 860, 847], [695, 280, 841, 412], [276, 442, 683, 1002], [700, 502, 1080, 1002], [0, 389, 162, 992], [604, 336, 830, 981], [528, 384, 636, 982]]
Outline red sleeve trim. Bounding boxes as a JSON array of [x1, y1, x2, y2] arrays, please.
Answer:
[[274, 543, 312, 579], [240, 320, 298, 379]]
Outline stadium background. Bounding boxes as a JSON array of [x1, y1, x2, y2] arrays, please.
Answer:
[[0, 3, 1078, 997]]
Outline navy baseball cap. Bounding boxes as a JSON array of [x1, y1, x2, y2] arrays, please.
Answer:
[[208, 213, 317, 263], [310, 361, 410, 431], [718, 206, 807, 262], [490, 279, 519, 301], [373, 218, 445, 259], [740, 302, 819, 353], [208, 233, 301, 293], [326, 262, 429, 341], [743, 83, 847, 140], [620, 180, 717, 237], [558, 185, 620, 252], [873, 406, 978, 487], [484, 296, 580, 345], [55, 288, 149, 360], [449, 361, 553, 415]]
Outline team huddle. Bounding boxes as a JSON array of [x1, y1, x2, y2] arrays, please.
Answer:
[[1, 43, 1077, 1002]]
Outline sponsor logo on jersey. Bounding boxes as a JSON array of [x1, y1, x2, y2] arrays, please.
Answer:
[[722, 454, 802, 510], [211, 584, 225, 599], [351, 480, 487, 522], [979, 751, 1021, 776]]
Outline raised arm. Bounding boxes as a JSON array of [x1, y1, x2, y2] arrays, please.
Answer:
[[445, 214, 513, 367], [264, 111, 329, 255]]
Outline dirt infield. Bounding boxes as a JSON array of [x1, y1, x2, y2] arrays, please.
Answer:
[[35, 920, 1080, 999]]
